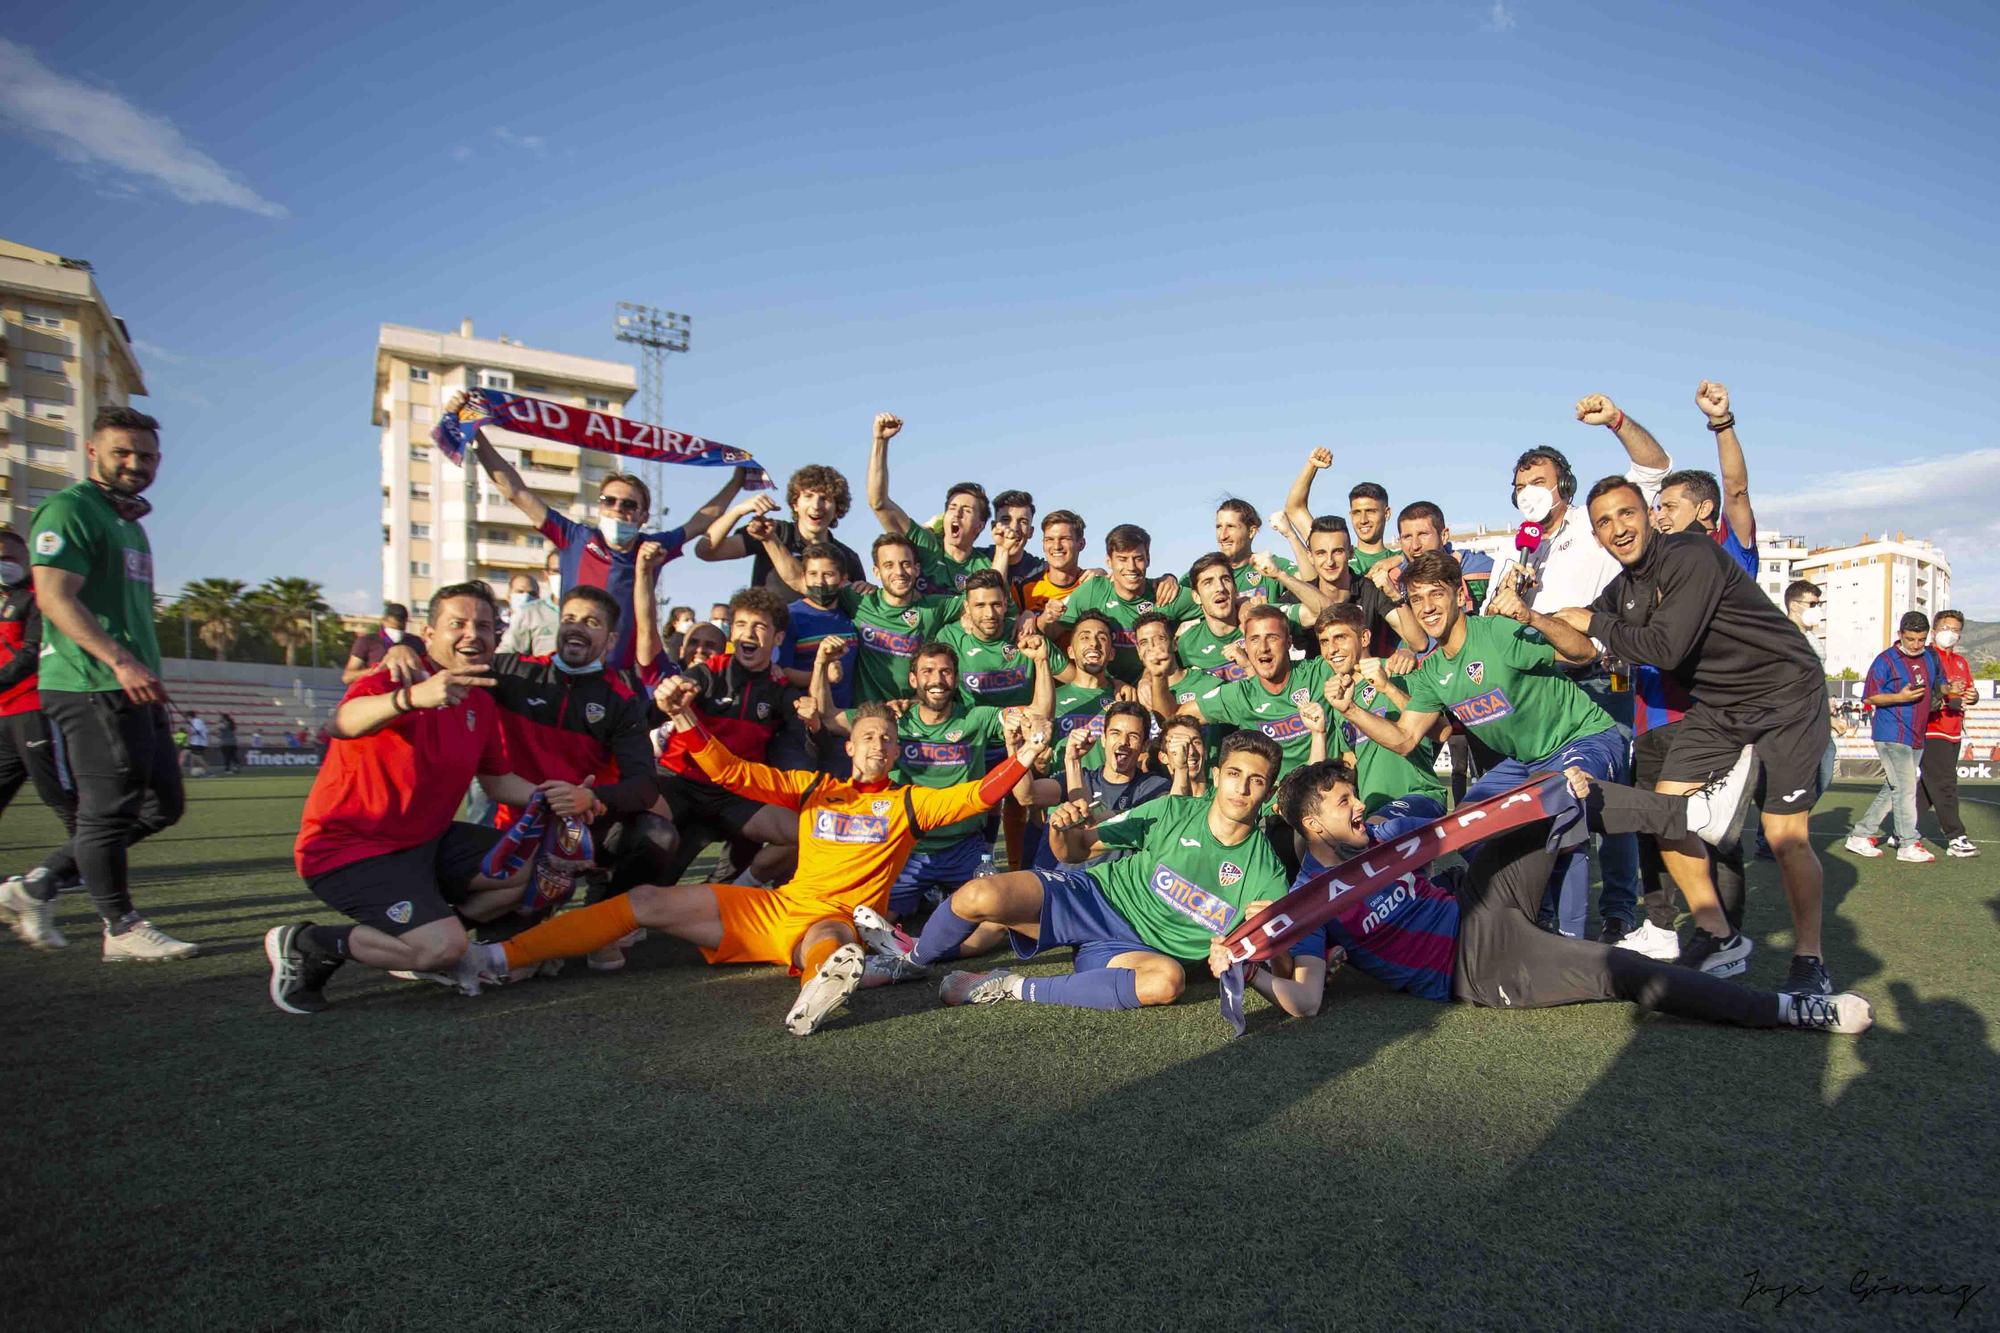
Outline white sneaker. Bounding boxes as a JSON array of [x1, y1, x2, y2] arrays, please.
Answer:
[[0, 876, 66, 949], [1844, 834, 1884, 859], [938, 968, 1019, 1006], [852, 904, 917, 961], [1947, 837, 1978, 858], [784, 942, 865, 1036], [1685, 745, 1756, 846], [1896, 841, 1936, 863], [1784, 991, 1874, 1035], [101, 918, 198, 961], [1614, 919, 1680, 962], [859, 952, 929, 989], [587, 944, 627, 972]]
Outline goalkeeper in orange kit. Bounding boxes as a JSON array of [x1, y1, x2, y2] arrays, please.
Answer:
[[447, 682, 1050, 1035]]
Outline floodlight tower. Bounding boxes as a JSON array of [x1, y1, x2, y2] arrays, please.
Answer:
[[613, 302, 692, 508]]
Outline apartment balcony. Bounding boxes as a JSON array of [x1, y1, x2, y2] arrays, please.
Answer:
[[519, 466, 580, 493], [476, 541, 545, 566]]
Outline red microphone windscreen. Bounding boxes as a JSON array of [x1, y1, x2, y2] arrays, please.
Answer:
[[1515, 522, 1543, 553]]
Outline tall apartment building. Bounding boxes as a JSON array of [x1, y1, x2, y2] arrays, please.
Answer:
[[0, 238, 148, 533], [1797, 534, 1953, 676], [374, 319, 636, 611]]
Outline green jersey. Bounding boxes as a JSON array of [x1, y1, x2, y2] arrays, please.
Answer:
[[1401, 617, 1612, 763], [1175, 616, 1244, 677], [1058, 578, 1197, 684], [1049, 677, 1116, 769], [867, 703, 1007, 851], [1342, 677, 1448, 813], [1349, 546, 1398, 576], [1088, 795, 1290, 961], [837, 588, 960, 703], [28, 481, 161, 693], [1193, 656, 1334, 788], [907, 521, 992, 598], [935, 622, 1035, 710], [1193, 557, 1298, 604]]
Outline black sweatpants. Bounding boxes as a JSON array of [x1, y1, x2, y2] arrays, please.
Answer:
[[1631, 723, 1746, 933], [40, 690, 186, 923], [1915, 736, 1965, 841], [0, 710, 79, 832], [1450, 782, 1780, 1027]]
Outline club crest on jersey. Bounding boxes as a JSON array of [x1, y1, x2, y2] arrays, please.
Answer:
[[1290, 688, 1310, 706], [1218, 861, 1244, 888], [946, 729, 963, 742], [901, 609, 919, 626], [756, 701, 771, 719], [585, 702, 605, 724], [386, 900, 414, 925], [870, 799, 892, 817], [1137, 600, 1154, 613], [34, 531, 63, 557], [1467, 661, 1485, 686]]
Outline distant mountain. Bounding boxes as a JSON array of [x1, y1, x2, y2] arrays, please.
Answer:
[[1960, 618, 2000, 665]]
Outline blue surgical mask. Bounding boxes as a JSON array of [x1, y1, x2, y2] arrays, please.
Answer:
[[599, 516, 639, 546]]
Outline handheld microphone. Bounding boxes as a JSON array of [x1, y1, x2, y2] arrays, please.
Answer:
[[1515, 521, 1544, 553]]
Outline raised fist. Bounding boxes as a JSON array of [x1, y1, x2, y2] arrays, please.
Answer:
[[1323, 673, 1355, 712], [1695, 380, 1730, 420], [636, 540, 669, 578], [1574, 394, 1620, 427], [1485, 575, 1530, 624], [1047, 796, 1094, 832], [653, 676, 699, 716], [1308, 446, 1333, 471], [1297, 700, 1327, 735], [1356, 656, 1388, 686], [1018, 631, 1050, 663], [743, 515, 776, 543], [1249, 551, 1280, 578], [873, 412, 903, 443], [816, 635, 850, 664]]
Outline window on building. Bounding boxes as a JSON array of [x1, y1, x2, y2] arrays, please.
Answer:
[[411, 484, 432, 500], [24, 398, 68, 422], [21, 350, 65, 375], [410, 445, 428, 461], [409, 367, 431, 382], [520, 382, 550, 394], [585, 396, 611, 410], [479, 369, 512, 390], [411, 523, 431, 539], [21, 305, 62, 329], [411, 561, 431, 577]]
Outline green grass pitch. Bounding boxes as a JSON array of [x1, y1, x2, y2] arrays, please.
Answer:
[[1, 776, 1994, 1329]]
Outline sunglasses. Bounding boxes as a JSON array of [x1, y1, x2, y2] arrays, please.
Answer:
[[598, 495, 644, 516]]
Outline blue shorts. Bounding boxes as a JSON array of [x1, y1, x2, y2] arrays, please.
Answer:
[[1463, 725, 1628, 805], [889, 831, 990, 916], [1369, 794, 1447, 839], [1012, 867, 1164, 973]]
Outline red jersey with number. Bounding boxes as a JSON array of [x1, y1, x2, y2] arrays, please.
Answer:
[[295, 666, 507, 878]]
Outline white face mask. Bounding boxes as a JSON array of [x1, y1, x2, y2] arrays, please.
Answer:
[[1802, 605, 1825, 629], [1514, 484, 1556, 524], [509, 591, 531, 612], [546, 573, 561, 597], [382, 627, 404, 643], [1934, 629, 1959, 649], [599, 516, 640, 546], [0, 561, 23, 585]]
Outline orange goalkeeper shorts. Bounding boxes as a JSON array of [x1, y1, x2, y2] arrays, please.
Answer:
[[700, 882, 851, 973]]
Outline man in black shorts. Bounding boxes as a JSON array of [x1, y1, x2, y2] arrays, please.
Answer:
[[1554, 477, 1835, 995]]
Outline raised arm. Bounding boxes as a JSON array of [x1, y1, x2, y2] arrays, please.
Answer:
[[674, 713, 816, 810], [673, 466, 749, 546], [1697, 380, 1755, 546], [633, 540, 669, 672], [1255, 551, 1329, 615], [694, 494, 773, 562], [1327, 673, 1437, 757], [810, 637, 852, 735], [1575, 393, 1670, 472], [1285, 446, 1333, 533], [453, 392, 551, 529], [332, 663, 496, 740], [866, 412, 914, 536]]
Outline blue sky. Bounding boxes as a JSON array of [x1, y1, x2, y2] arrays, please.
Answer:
[[4, 0, 1996, 616]]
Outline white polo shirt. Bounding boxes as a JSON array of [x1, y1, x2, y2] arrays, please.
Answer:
[[1523, 458, 1672, 613]]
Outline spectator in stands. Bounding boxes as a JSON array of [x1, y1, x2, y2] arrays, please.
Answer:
[[1846, 612, 1939, 864], [499, 574, 559, 655], [1916, 610, 1978, 858], [664, 607, 697, 661], [342, 604, 410, 685], [217, 714, 240, 773], [250, 729, 265, 750], [543, 548, 562, 598], [708, 602, 730, 630]]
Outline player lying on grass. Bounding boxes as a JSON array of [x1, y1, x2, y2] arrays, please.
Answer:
[[1266, 757, 1872, 1032], [264, 583, 603, 1015], [906, 730, 1327, 1017], [443, 687, 1052, 1036]]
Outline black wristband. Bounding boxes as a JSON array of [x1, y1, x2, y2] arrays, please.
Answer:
[[1706, 412, 1736, 433], [392, 687, 411, 714]]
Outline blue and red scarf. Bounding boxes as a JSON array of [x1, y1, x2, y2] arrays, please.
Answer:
[[481, 791, 599, 915], [434, 389, 772, 489]]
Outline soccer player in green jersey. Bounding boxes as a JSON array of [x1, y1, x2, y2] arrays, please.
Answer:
[[936, 570, 1036, 711], [1046, 524, 1195, 684], [1281, 446, 1395, 575], [910, 730, 1323, 1016], [831, 533, 962, 703], [1313, 603, 1449, 816], [1045, 610, 1126, 770], [27, 407, 197, 960], [865, 411, 993, 596], [1173, 552, 1250, 678], [1206, 499, 1298, 602]]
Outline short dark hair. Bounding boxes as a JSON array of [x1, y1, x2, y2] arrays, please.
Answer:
[[800, 542, 845, 570], [963, 568, 1008, 597], [729, 585, 790, 635], [1660, 469, 1722, 519], [1215, 498, 1259, 529], [1100, 700, 1152, 734], [1241, 603, 1289, 636], [945, 482, 991, 526], [1104, 523, 1151, 556], [871, 532, 918, 565], [560, 584, 622, 626], [1403, 551, 1464, 596], [1314, 602, 1369, 638], [1348, 482, 1388, 506], [1042, 509, 1084, 539], [1397, 501, 1445, 534], [1512, 447, 1577, 502], [1132, 609, 1178, 641], [1188, 551, 1235, 591], [1309, 515, 1350, 539], [992, 489, 1034, 516], [849, 701, 898, 730], [787, 464, 853, 520], [1784, 579, 1821, 609], [669, 605, 695, 622], [1585, 475, 1646, 510], [1935, 608, 1964, 630], [1068, 608, 1116, 638], [1899, 611, 1931, 635], [1276, 760, 1358, 832], [911, 639, 958, 670], [428, 582, 498, 624], [1218, 729, 1282, 779], [382, 602, 410, 626], [93, 405, 160, 437]]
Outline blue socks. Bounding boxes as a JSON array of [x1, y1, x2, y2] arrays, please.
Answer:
[[913, 901, 980, 965], [1020, 968, 1142, 1011]]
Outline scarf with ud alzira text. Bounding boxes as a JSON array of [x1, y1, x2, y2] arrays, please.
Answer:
[[433, 389, 772, 489]]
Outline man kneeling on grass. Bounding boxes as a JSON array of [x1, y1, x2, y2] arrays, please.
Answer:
[[1268, 757, 1872, 1033], [910, 730, 1327, 1017], [442, 684, 1049, 1036]]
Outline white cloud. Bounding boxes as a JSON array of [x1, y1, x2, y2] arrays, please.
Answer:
[[492, 126, 547, 153], [132, 339, 186, 366], [1482, 2, 1518, 32], [0, 38, 286, 218]]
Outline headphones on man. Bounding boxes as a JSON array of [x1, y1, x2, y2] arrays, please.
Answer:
[[1508, 446, 1577, 505]]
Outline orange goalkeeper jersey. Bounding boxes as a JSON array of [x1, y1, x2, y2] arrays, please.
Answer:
[[687, 734, 1009, 913]]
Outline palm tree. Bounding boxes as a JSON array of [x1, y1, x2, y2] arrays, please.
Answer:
[[249, 576, 331, 667], [177, 578, 249, 662]]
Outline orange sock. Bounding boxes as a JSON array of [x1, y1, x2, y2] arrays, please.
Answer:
[[800, 936, 840, 982], [502, 895, 638, 969]]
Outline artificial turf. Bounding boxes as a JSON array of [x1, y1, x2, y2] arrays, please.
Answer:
[[1, 776, 1994, 1330]]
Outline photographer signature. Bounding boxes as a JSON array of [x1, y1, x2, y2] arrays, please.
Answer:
[[1741, 1268, 1985, 1318]]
